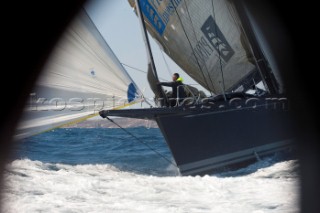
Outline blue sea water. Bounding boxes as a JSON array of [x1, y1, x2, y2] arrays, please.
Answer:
[[11, 127, 175, 176]]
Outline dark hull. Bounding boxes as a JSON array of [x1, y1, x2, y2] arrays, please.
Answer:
[[100, 95, 295, 175]]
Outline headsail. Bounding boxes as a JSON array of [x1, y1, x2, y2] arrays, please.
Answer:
[[16, 8, 142, 139], [128, 0, 274, 95]]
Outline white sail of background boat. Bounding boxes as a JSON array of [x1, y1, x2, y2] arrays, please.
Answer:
[[16, 9, 142, 139], [100, 0, 296, 176]]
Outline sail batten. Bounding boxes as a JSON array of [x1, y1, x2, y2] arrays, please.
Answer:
[[16, 8, 142, 139]]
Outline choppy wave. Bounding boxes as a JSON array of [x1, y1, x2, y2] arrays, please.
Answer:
[[2, 159, 299, 213], [2, 128, 300, 212]]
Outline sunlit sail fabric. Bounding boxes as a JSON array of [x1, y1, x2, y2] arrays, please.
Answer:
[[129, 0, 256, 94], [16, 9, 142, 139]]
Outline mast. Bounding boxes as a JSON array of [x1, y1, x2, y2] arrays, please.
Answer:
[[233, 0, 279, 94], [135, 0, 168, 106]]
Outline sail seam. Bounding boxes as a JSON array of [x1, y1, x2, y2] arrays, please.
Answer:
[[211, 0, 227, 95], [184, 0, 215, 94], [171, 0, 213, 94]]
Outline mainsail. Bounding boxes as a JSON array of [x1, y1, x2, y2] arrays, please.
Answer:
[[16, 9, 142, 139], [128, 0, 279, 95]]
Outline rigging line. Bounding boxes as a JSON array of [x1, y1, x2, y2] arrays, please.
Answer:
[[211, 0, 226, 94], [121, 62, 169, 82], [105, 116, 177, 168], [119, 63, 156, 107], [121, 63, 148, 74], [142, 96, 154, 107], [160, 50, 173, 76], [184, 0, 215, 95], [170, 0, 212, 94]]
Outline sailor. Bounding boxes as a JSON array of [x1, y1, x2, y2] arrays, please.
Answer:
[[157, 73, 186, 107]]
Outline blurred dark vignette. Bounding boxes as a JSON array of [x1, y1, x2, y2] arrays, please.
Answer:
[[1, 0, 318, 212]]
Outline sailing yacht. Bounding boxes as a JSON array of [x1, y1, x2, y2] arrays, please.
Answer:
[[99, 0, 296, 175]]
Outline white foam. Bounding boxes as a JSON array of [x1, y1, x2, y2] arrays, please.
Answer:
[[2, 159, 299, 213]]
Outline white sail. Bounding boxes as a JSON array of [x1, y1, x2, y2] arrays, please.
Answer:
[[129, 0, 259, 94], [16, 9, 142, 139]]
